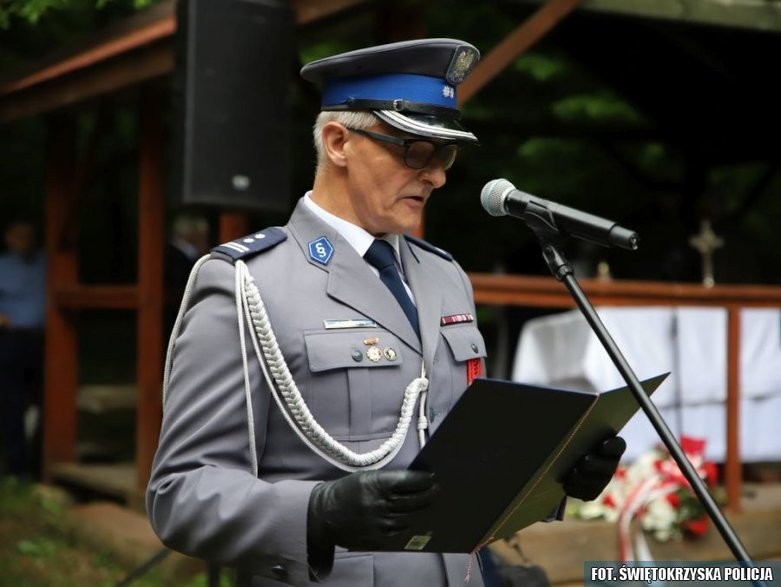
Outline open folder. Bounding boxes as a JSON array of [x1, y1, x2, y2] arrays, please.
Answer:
[[381, 373, 668, 553]]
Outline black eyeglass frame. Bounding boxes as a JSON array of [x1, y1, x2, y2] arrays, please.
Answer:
[[346, 127, 459, 171]]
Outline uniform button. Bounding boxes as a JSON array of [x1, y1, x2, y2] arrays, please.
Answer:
[[471, 343, 479, 353], [351, 349, 363, 362], [270, 564, 288, 580]]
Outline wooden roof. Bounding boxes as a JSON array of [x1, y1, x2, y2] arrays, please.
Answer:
[[0, 0, 369, 123], [5, 0, 779, 139]]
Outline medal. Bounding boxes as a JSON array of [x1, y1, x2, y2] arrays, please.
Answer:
[[366, 346, 382, 362]]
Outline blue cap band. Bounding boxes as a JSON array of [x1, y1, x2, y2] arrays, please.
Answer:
[[322, 73, 457, 109]]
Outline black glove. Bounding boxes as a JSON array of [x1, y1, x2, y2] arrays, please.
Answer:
[[308, 470, 438, 552], [563, 436, 626, 501]]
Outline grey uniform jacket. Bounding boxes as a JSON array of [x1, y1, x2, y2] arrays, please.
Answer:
[[146, 198, 488, 587]]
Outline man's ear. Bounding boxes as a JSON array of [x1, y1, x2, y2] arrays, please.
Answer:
[[321, 122, 350, 168]]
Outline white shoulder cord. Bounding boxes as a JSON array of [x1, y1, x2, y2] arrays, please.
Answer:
[[163, 254, 211, 405], [235, 259, 430, 472], [162, 255, 263, 477]]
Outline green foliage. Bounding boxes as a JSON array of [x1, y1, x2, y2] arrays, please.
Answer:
[[17, 537, 62, 558], [633, 142, 682, 181], [95, 0, 154, 8], [0, 479, 234, 586], [514, 53, 568, 81], [0, 0, 64, 27], [0, 0, 152, 29], [552, 92, 644, 124]]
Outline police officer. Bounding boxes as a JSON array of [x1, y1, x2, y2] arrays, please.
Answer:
[[146, 38, 624, 586]]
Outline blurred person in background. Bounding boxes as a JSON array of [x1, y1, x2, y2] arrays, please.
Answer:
[[0, 216, 46, 480]]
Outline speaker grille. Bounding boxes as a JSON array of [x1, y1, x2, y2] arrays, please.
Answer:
[[174, 0, 294, 211]]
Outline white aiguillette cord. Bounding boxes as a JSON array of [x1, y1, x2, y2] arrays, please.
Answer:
[[162, 257, 430, 475], [234, 260, 429, 474]]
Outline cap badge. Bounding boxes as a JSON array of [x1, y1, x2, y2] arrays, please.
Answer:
[[446, 47, 478, 84], [308, 236, 334, 265]]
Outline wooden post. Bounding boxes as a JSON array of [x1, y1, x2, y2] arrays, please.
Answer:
[[218, 211, 250, 243], [42, 115, 79, 477], [136, 86, 166, 490], [725, 306, 742, 511]]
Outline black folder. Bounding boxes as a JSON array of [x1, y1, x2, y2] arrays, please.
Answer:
[[382, 373, 668, 553]]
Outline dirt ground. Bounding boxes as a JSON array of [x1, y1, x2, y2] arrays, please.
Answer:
[[0, 478, 218, 587]]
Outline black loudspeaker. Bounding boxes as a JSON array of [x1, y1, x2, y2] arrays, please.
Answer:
[[173, 0, 294, 211]]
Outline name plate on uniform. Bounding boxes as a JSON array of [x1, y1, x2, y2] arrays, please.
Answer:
[[323, 319, 378, 330]]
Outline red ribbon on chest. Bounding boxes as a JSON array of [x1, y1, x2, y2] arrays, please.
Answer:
[[466, 358, 482, 386]]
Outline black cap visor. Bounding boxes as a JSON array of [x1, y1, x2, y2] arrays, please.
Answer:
[[375, 111, 478, 143]]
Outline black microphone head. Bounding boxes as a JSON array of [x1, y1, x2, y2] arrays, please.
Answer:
[[480, 178, 514, 217]]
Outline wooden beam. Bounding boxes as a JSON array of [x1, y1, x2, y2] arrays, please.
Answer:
[[0, 17, 176, 96], [291, 0, 369, 24], [54, 285, 139, 309], [0, 42, 174, 123], [135, 86, 166, 490], [470, 273, 781, 308], [0, 0, 371, 123], [42, 116, 79, 475], [458, 0, 581, 105]]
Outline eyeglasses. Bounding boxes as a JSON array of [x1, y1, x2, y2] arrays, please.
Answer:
[[347, 127, 459, 171]]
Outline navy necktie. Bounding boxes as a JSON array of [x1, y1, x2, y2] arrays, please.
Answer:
[[364, 240, 420, 337]]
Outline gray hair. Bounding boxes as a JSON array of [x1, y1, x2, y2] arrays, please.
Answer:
[[313, 111, 380, 169]]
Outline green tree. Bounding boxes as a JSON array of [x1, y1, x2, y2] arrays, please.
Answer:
[[0, 0, 154, 30]]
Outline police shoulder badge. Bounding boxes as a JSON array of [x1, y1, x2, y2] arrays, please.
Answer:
[[308, 236, 334, 266]]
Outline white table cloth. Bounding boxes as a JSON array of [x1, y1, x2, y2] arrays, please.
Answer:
[[511, 307, 781, 462]]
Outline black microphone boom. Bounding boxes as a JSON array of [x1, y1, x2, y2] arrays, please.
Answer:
[[481, 178, 639, 250]]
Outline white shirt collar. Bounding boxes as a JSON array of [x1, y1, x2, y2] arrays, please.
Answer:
[[303, 192, 401, 262]]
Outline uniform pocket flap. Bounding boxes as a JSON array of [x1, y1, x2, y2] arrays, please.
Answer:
[[305, 330, 404, 372], [441, 325, 487, 362]]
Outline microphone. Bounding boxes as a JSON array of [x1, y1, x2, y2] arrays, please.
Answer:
[[481, 178, 639, 250]]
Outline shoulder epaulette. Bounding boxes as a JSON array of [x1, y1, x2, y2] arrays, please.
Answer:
[[211, 227, 287, 263], [404, 234, 453, 261]]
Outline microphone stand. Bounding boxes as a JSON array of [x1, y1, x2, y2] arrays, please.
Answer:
[[526, 219, 765, 587]]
